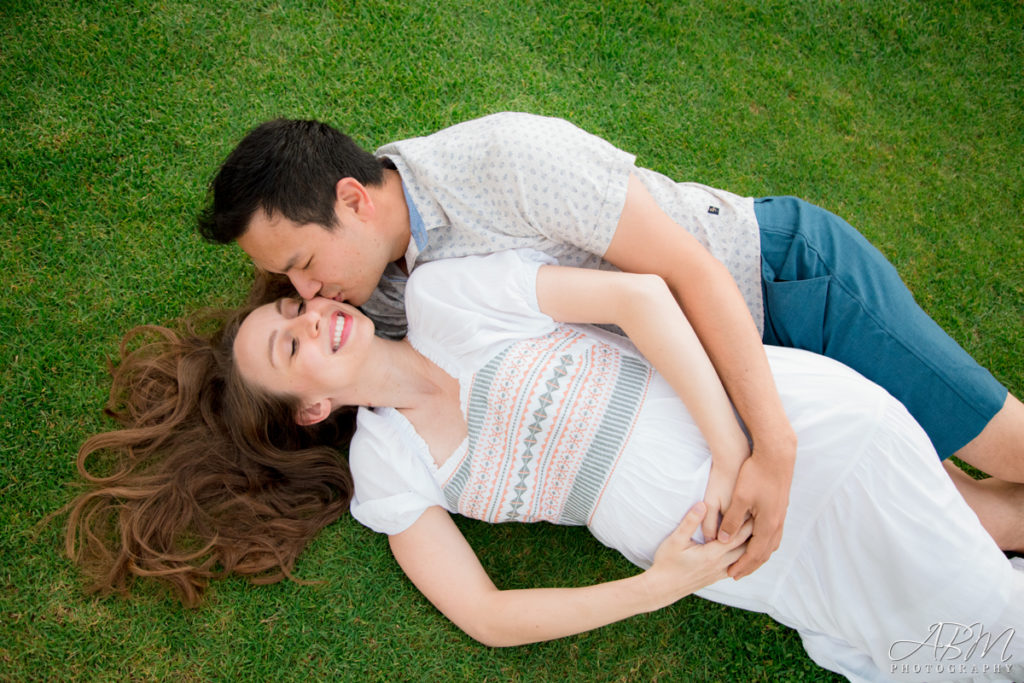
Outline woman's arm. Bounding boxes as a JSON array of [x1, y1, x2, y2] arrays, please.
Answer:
[[535, 263, 751, 541], [389, 505, 749, 647]]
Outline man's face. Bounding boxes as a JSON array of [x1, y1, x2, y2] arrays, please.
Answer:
[[237, 209, 393, 305]]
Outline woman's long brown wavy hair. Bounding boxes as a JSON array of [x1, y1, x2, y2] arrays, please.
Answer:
[[64, 297, 355, 607]]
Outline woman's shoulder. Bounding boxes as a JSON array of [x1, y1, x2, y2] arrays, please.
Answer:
[[405, 250, 559, 366], [407, 249, 554, 316], [349, 407, 446, 536], [351, 406, 415, 455], [349, 407, 436, 499]]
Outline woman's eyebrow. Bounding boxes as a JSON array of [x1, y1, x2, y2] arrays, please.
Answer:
[[268, 300, 286, 369]]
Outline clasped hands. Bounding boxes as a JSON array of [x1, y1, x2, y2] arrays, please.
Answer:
[[650, 444, 795, 593]]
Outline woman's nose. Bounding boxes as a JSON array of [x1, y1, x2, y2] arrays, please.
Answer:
[[293, 308, 321, 339]]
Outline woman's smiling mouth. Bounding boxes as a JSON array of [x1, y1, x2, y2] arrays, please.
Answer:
[[331, 310, 351, 352]]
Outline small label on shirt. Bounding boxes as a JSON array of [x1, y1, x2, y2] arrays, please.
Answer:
[[708, 206, 720, 215]]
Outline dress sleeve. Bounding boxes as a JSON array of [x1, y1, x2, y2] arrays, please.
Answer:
[[405, 249, 558, 371], [348, 407, 445, 535]]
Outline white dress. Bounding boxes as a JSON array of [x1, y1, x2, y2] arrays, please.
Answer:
[[349, 250, 1024, 683]]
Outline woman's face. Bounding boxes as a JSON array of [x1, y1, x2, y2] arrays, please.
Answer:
[[234, 296, 373, 412]]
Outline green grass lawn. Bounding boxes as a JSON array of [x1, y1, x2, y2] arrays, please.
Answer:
[[2, 0, 1021, 680]]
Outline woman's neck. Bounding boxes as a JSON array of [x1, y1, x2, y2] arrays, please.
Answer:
[[352, 337, 451, 410]]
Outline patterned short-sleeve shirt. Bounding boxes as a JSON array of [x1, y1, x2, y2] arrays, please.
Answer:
[[366, 112, 763, 338]]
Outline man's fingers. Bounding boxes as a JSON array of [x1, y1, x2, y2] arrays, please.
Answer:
[[716, 502, 750, 543], [724, 520, 754, 549], [727, 545, 765, 579], [727, 528, 780, 579]]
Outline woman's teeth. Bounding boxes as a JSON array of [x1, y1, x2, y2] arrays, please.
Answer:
[[332, 314, 347, 352]]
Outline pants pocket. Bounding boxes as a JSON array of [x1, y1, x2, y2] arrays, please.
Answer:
[[762, 275, 831, 354]]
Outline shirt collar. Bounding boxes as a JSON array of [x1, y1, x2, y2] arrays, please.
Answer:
[[378, 153, 449, 271], [401, 181, 429, 269]]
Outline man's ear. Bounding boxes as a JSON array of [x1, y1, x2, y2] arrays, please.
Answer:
[[335, 177, 374, 218], [296, 398, 332, 426]]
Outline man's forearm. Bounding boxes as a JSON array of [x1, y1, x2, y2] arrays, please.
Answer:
[[664, 256, 797, 464]]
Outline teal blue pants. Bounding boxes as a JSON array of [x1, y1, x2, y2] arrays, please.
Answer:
[[756, 196, 1006, 458]]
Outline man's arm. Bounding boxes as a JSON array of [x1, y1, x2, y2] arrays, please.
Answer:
[[601, 173, 797, 579]]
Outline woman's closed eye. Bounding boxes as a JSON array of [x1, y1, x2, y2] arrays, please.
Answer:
[[280, 299, 305, 357], [279, 299, 305, 319], [290, 302, 306, 356]]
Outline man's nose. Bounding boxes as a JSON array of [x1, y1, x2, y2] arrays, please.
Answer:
[[289, 271, 322, 300]]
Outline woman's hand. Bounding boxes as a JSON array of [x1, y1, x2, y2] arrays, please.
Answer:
[[701, 459, 744, 542], [644, 502, 752, 609], [391, 505, 751, 647]]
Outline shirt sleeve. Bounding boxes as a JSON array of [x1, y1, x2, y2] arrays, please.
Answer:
[[405, 249, 558, 371], [348, 407, 446, 535], [379, 113, 637, 259], [488, 114, 635, 256]]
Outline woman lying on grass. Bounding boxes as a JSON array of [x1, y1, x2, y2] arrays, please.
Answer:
[[68, 250, 1023, 682]]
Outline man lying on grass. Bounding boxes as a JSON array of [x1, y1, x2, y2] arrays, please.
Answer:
[[198, 113, 1024, 567]]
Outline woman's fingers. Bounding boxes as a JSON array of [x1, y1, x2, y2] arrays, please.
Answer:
[[652, 505, 753, 591], [723, 544, 747, 566], [675, 502, 707, 542], [701, 501, 720, 542]]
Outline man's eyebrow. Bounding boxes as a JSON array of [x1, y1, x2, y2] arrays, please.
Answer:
[[257, 255, 297, 276], [268, 299, 285, 369], [280, 254, 300, 272]]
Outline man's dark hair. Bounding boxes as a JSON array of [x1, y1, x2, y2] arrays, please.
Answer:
[[198, 119, 386, 244]]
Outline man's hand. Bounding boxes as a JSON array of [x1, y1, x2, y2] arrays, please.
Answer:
[[605, 173, 798, 580], [716, 445, 795, 580]]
